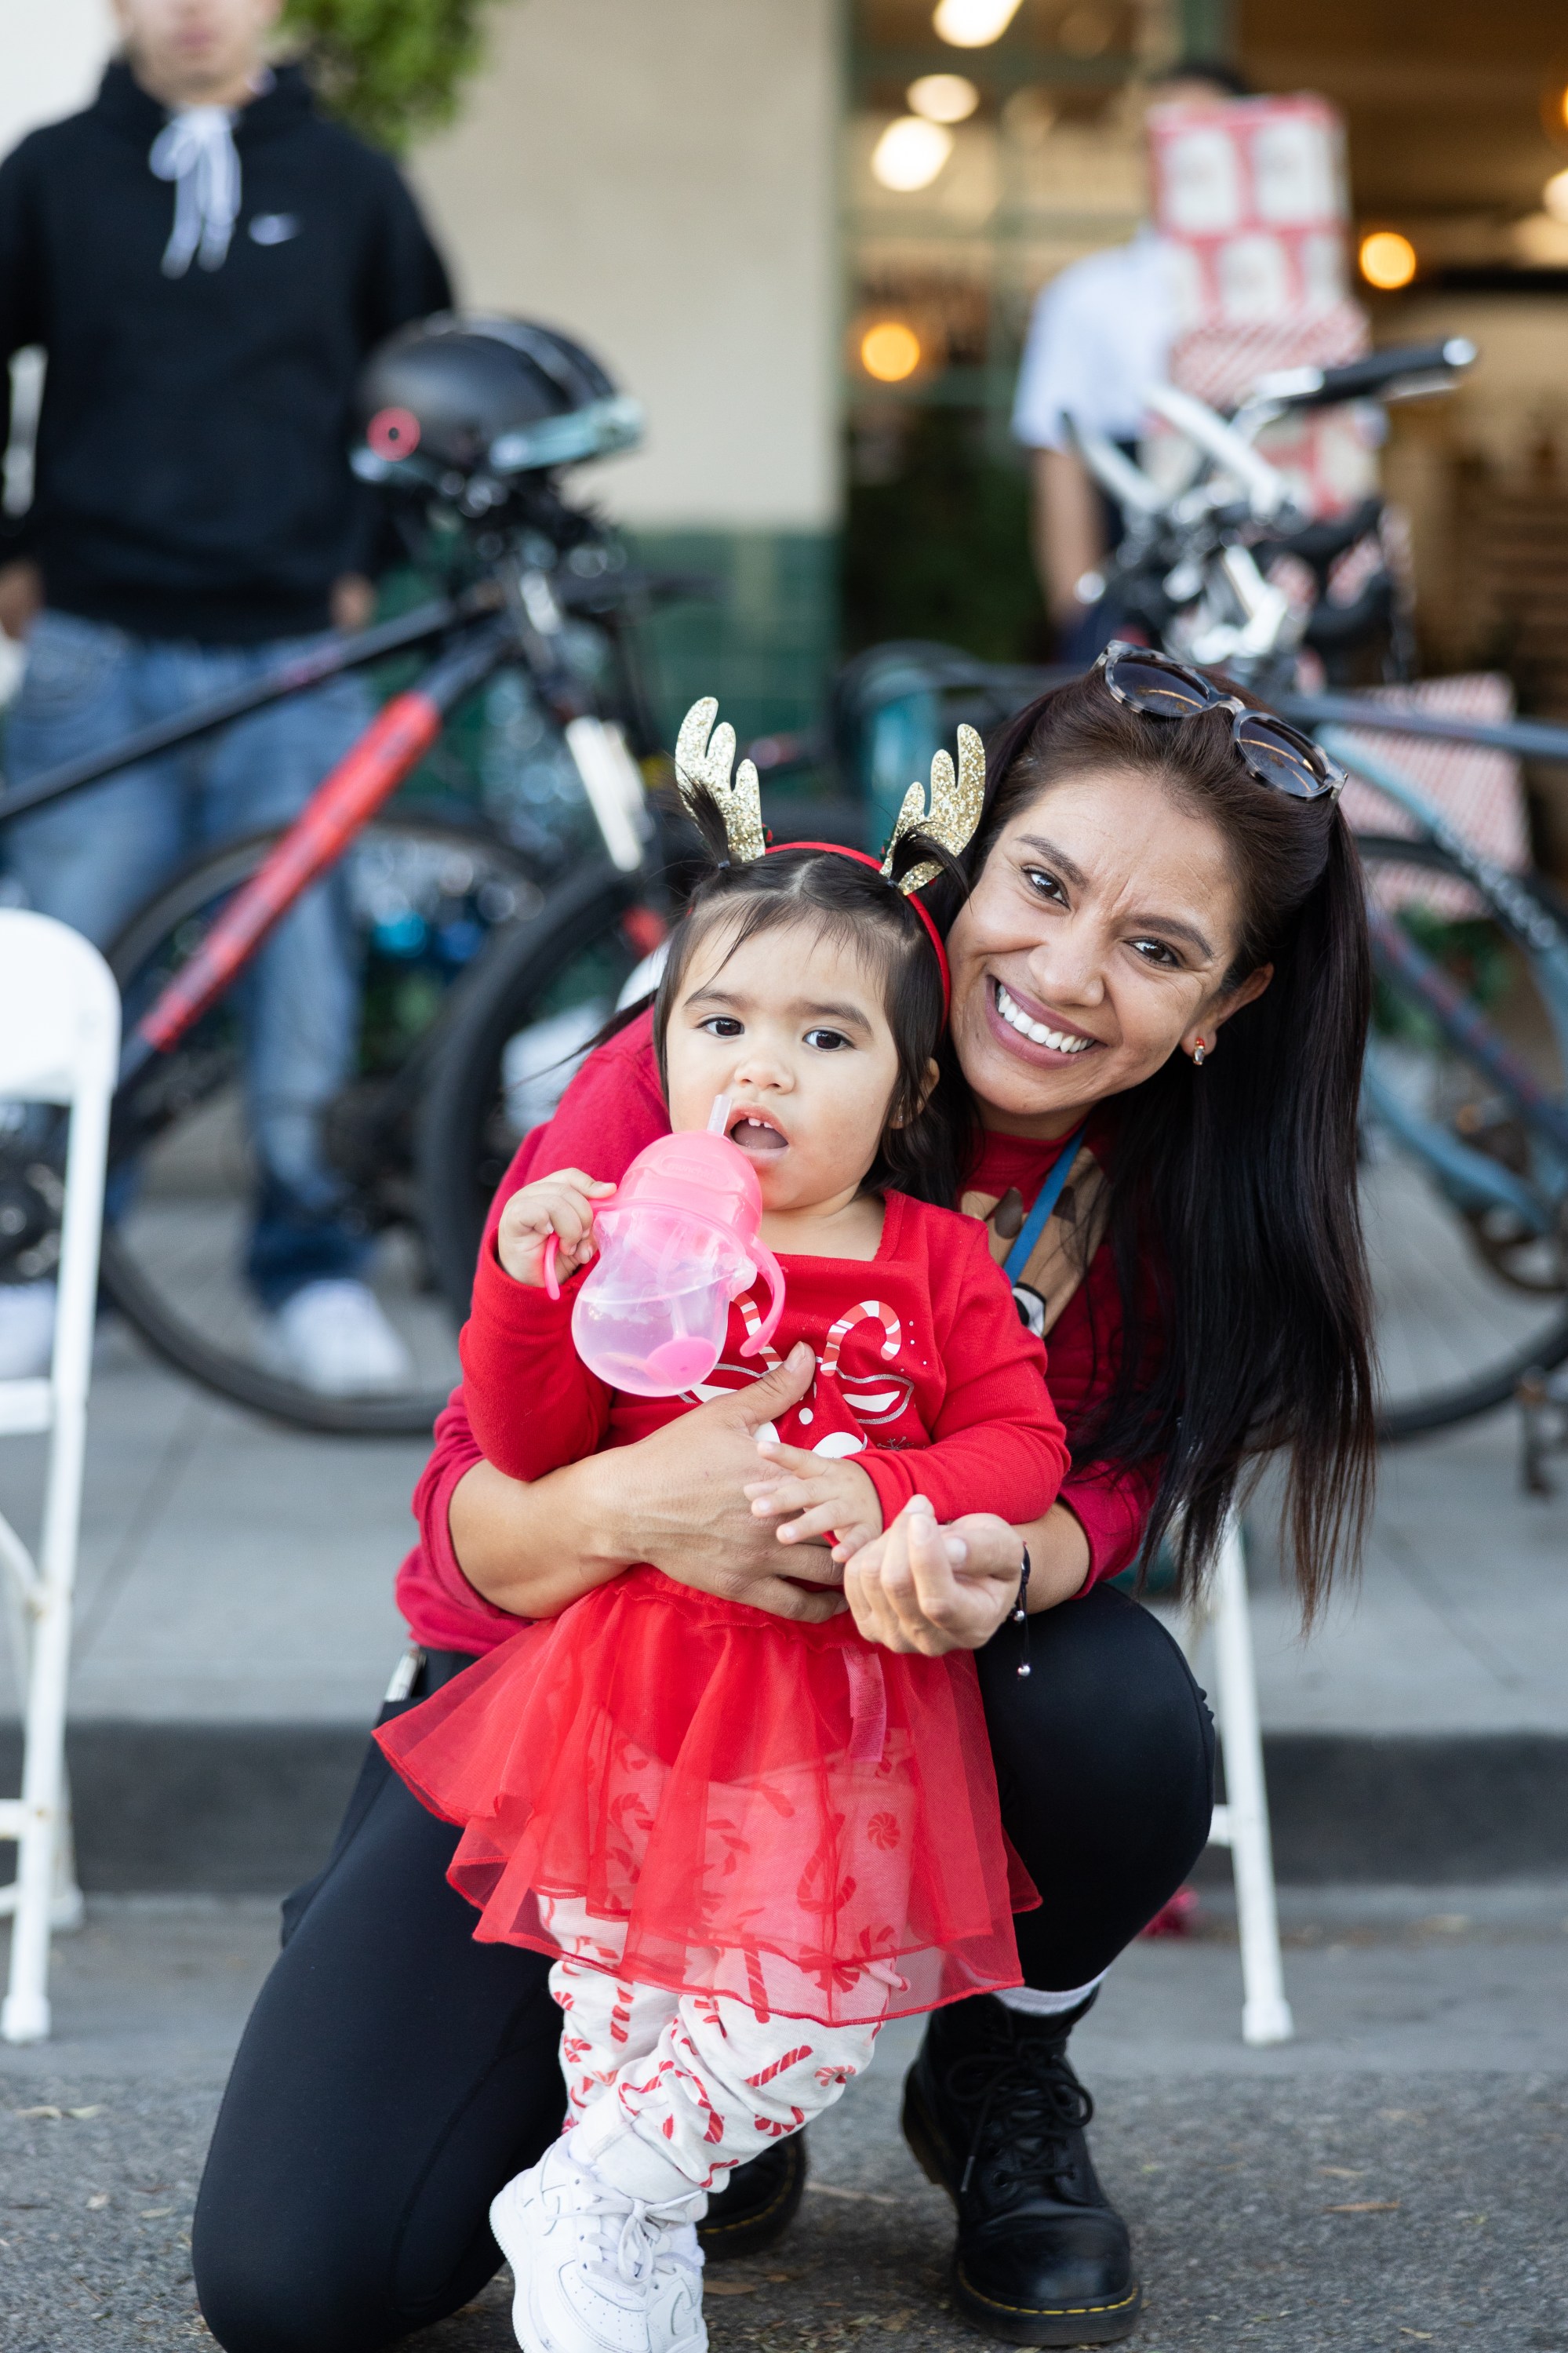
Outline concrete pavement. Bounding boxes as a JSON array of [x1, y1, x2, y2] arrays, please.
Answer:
[[3, 1883, 1565, 2351], [2, 1326, 1566, 1735]]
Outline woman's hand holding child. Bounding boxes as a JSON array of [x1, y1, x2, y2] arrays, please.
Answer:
[[496, 1169, 615, 1288]]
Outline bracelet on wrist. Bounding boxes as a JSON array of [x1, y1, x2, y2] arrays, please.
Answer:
[[1011, 1544, 1031, 1678]]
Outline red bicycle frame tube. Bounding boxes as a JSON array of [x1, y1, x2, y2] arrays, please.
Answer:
[[129, 689, 442, 1065], [116, 621, 514, 1088]]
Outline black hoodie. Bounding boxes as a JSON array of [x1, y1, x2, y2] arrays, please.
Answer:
[[0, 62, 451, 642]]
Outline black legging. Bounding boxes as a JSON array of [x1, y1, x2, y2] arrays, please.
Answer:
[[192, 1584, 1213, 2353]]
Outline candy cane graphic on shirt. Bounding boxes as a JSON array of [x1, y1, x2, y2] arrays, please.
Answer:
[[820, 1300, 901, 1378], [736, 1289, 783, 1370]]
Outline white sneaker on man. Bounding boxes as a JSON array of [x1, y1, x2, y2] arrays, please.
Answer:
[[269, 1278, 413, 1395], [490, 2137, 707, 2353], [0, 1279, 56, 1379]]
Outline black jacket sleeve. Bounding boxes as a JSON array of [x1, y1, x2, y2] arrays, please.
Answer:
[[0, 137, 46, 561], [344, 156, 453, 576], [356, 156, 453, 354]]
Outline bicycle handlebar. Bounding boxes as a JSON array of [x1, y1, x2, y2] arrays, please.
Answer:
[[1250, 339, 1476, 413]]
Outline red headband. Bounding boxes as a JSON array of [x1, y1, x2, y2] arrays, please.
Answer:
[[772, 841, 951, 1019]]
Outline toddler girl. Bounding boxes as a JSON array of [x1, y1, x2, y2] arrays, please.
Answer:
[[377, 704, 1068, 2353]]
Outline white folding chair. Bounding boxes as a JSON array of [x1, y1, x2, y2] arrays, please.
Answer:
[[0, 911, 118, 2043], [1178, 1512, 1294, 2047]]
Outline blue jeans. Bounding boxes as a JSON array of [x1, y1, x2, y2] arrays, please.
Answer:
[[4, 609, 375, 1308]]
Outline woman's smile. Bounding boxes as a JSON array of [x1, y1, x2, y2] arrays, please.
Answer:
[[946, 766, 1258, 1136], [988, 977, 1100, 1060]]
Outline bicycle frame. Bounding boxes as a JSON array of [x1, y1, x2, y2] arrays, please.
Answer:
[[113, 617, 515, 1093], [0, 589, 501, 827], [1318, 724, 1568, 1237], [0, 518, 656, 1103]]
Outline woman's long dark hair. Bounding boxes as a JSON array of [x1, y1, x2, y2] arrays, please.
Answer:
[[652, 786, 973, 1209], [922, 669, 1376, 1618]]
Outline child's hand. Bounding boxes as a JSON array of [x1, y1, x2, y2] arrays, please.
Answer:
[[743, 1437, 883, 1561], [495, 1169, 615, 1288]]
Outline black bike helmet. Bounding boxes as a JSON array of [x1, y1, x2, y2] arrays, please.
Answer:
[[355, 313, 642, 480]]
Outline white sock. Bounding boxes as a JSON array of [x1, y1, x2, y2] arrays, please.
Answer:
[[995, 1970, 1108, 2019]]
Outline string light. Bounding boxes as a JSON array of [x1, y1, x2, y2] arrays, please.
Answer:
[[1545, 169, 1568, 224], [860, 322, 922, 382], [908, 73, 980, 123], [1359, 231, 1417, 290], [871, 116, 954, 192], [932, 0, 1022, 48]]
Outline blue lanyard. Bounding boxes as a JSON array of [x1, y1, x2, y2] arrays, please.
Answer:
[[1002, 1129, 1086, 1285]]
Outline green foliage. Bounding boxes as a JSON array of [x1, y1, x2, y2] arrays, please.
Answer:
[[841, 407, 1049, 666], [282, 0, 503, 152]]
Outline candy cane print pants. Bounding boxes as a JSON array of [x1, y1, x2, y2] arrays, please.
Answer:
[[548, 1951, 885, 2202]]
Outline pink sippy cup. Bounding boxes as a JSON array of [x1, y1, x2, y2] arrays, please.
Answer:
[[544, 1096, 787, 1397]]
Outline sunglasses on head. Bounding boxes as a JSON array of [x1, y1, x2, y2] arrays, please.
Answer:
[[1094, 642, 1345, 803]]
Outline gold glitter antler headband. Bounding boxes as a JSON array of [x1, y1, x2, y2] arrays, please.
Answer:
[[674, 697, 984, 899], [880, 724, 986, 894], [675, 696, 766, 865]]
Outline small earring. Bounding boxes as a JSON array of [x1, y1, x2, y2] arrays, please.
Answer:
[[1192, 1039, 1206, 1066]]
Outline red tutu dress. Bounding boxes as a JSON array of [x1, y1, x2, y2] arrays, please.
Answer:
[[377, 1189, 1068, 2026]]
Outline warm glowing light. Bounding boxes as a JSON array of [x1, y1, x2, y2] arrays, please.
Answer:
[[933, 0, 1023, 49], [1545, 169, 1568, 223], [908, 73, 979, 124], [860, 322, 923, 382], [1359, 231, 1417, 290], [871, 116, 954, 192]]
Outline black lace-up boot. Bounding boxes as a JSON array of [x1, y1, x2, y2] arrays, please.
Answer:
[[902, 1995, 1141, 2345], [696, 2132, 807, 2261]]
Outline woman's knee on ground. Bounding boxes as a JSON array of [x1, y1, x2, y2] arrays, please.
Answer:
[[980, 1582, 1213, 1806]]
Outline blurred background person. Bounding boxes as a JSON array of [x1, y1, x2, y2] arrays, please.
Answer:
[[0, 0, 450, 1387], [1011, 57, 1253, 665]]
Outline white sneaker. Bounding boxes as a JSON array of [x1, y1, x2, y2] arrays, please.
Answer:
[[0, 1279, 56, 1379], [490, 2137, 707, 2353], [269, 1278, 414, 1395]]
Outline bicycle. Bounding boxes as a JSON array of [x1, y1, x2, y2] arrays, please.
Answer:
[[809, 341, 1568, 1442], [0, 313, 848, 1438], [0, 316, 696, 1437]]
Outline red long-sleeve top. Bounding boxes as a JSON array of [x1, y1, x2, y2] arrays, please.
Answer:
[[395, 1012, 1162, 1655], [462, 1183, 1068, 1550]]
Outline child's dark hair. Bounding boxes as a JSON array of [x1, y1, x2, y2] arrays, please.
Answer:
[[653, 787, 972, 1209]]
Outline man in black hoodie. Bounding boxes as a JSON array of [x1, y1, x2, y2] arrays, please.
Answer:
[[0, 0, 451, 1389]]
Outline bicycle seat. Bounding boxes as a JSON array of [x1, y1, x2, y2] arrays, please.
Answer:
[[355, 312, 642, 482], [1261, 497, 1384, 584]]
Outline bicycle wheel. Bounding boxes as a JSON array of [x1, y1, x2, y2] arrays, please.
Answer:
[[1357, 834, 1568, 1438], [102, 809, 544, 1435], [416, 860, 662, 1319]]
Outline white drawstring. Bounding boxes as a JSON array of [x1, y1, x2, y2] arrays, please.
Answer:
[[149, 107, 242, 276]]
